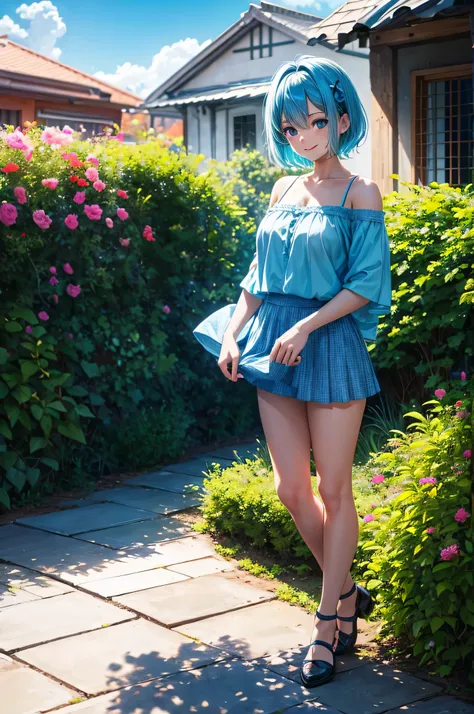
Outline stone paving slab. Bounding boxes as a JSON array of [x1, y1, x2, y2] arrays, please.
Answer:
[[53, 657, 315, 714], [115, 572, 275, 627], [175, 599, 378, 662], [255, 646, 370, 681], [283, 704, 346, 713], [15, 502, 156, 535], [385, 695, 474, 713], [82, 565, 189, 598], [87, 486, 204, 514], [0, 563, 74, 598], [204, 441, 264, 462], [166, 555, 235, 578], [297, 661, 442, 714], [0, 583, 39, 609], [0, 653, 75, 714], [161, 456, 231, 477], [1, 590, 133, 652], [75, 514, 193, 549], [18, 617, 228, 695], [124, 470, 207, 493]]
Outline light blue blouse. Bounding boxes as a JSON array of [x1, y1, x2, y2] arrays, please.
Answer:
[[239, 202, 392, 342]]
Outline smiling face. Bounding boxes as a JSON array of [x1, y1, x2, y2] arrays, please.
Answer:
[[280, 97, 350, 162]]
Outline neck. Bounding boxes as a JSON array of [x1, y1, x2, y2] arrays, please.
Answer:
[[305, 154, 349, 181]]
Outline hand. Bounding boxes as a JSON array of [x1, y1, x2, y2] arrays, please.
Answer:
[[218, 333, 244, 382], [269, 323, 308, 366]]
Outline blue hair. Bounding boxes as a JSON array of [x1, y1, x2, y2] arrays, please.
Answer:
[[262, 55, 369, 170]]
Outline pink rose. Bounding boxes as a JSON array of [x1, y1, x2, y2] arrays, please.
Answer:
[[49, 276, 58, 286], [84, 204, 103, 221], [49, 266, 57, 274], [14, 186, 27, 204], [62, 125, 73, 134], [42, 178, 59, 190], [73, 191, 86, 204], [66, 283, 81, 298], [143, 225, 155, 242], [64, 214, 79, 230], [0, 203, 18, 226], [116, 207, 129, 221], [454, 507, 470, 524], [460, 371, 466, 381], [38, 311, 49, 321], [426, 527, 436, 534], [93, 180, 106, 192], [33, 210, 52, 230], [106, 218, 114, 228], [119, 237, 130, 247], [117, 189, 128, 199], [371, 474, 385, 484], [86, 154, 99, 166], [52, 294, 59, 304], [63, 263, 74, 275], [440, 544, 460, 561], [363, 514, 375, 523], [85, 167, 98, 182], [463, 450, 471, 459], [434, 388, 446, 399], [163, 305, 170, 314], [25, 325, 32, 334]]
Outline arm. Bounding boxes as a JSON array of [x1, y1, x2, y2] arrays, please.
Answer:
[[296, 179, 382, 336]]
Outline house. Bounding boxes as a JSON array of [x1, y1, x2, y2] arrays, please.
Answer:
[[315, 0, 474, 192], [141, 2, 374, 177], [0, 35, 141, 137]]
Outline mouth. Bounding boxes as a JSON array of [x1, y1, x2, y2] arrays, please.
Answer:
[[304, 145, 317, 151]]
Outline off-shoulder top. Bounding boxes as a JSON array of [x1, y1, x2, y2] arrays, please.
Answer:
[[239, 174, 392, 342]]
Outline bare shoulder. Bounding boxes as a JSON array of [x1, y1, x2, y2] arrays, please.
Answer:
[[350, 176, 383, 211], [268, 175, 298, 208]]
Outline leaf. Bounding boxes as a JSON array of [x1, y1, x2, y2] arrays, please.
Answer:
[[18, 410, 32, 430], [30, 437, 47, 454], [30, 404, 44, 421], [11, 385, 32, 404], [75, 404, 95, 418], [430, 616, 445, 633], [0, 487, 11, 510], [26, 468, 40, 487], [48, 400, 67, 412], [6, 467, 26, 492], [5, 321, 23, 333], [9, 307, 38, 324], [65, 385, 88, 397], [5, 402, 20, 427], [81, 361, 100, 378], [57, 422, 86, 444], [0, 347, 9, 365], [0, 451, 17, 470], [40, 457, 59, 471], [40, 414, 52, 439], [0, 420, 12, 440]]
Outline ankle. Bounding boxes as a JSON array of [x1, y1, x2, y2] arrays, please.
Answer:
[[342, 574, 355, 596]]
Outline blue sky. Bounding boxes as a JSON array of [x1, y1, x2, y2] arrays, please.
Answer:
[[1, 1, 342, 97]]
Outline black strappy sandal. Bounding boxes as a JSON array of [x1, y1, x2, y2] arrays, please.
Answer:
[[300, 609, 339, 687], [335, 582, 375, 656]]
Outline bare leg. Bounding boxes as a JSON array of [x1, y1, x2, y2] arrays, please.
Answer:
[[303, 397, 366, 664]]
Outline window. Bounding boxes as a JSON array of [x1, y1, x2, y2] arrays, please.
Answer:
[[234, 114, 256, 151], [0, 109, 21, 126], [412, 65, 473, 186]]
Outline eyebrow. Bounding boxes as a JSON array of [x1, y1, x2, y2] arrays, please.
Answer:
[[281, 111, 326, 127]]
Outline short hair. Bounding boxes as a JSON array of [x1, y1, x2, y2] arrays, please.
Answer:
[[262, 55, 369, 169]]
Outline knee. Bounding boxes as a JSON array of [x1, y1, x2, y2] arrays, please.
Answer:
[[276, 484, 311, 512], [318, 480, 353, 511]]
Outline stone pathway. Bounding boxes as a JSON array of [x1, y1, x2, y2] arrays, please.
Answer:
[[0, 439, 472, 714]]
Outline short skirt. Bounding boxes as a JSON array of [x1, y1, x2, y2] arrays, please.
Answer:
[[192, 292, 381, 403]]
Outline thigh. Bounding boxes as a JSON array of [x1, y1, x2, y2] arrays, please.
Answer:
[[256, 387, 312, 502], [306, 399, 366, 501]]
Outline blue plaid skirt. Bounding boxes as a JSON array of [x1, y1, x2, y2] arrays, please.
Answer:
[[193, 292, 381, 403]]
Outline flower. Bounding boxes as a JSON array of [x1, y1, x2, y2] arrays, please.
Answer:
[[371, 473, 385, 484], [370, 503, 376, 508], [163, 305, 170, 314], [117, 189, 128, 199], [77, 178, 88, 187], [49, 276, 59, 286], [428, 641, 435, 647], [63, 263, 74, 274], [106, 217, 114, 228], [64, 214, 79, 230], [85, 167, 99, 182], [1, 162, 20, 173], [419, 476, 437, 485], [84, 204, 103, 221], [119, 237, 130, 247], [143, 224, 155, 241], [62, 125, 73, 134], [93, 180, 106, 192], [33, 210, 52, 230], [86, 154, 99, 166], [25, 325, 32, 334], [434, 388, 446, 399], [454, 507, 470, 524], [52, 294, 59, 304], [41, 126, 73, 148], [14, 186, 27, 204], [6, 129, 29, 151], [41, 178, 59, 190], [440, 544, 460, 561], [461, 371, 466, 381], [426, 526, 436, 534], [70, 175, 79, 183], [38, 311, 49, 321], [0, 203, 18, 226], [49, 266, 57, 274], [363, 514, 375, 523], [116, 207, 129, 221], [66, 283, 81, 298], [455, 400, 463, 407], [463, 450, 471, 459], [456, 410, 470, 418], [73, 191, 86, 204]]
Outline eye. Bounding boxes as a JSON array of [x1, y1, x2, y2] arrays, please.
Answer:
[[282, 117, 328, 138], [314, 118, 328, 130], [282, 126, 298, 138]]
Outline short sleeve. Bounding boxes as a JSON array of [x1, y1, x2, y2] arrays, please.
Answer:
[[239, 250, 266, 300], [342, 216, 392, 342]]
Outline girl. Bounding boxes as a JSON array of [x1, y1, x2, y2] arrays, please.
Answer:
[[193, 55, 392, 688]]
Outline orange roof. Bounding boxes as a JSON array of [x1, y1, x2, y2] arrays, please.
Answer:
[[0, 36, 141, 108]]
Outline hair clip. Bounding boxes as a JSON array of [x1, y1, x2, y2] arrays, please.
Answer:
[[329, 79, 345, 105]]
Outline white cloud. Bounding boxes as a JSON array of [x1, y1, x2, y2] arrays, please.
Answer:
[[0, 13, 28, 38], [93, 37, 212, 99], [16, 1, 66, 58]]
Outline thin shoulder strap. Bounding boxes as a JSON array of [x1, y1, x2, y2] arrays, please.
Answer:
[[340, 175, 358, 208], [276, 175, 301, 205]]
